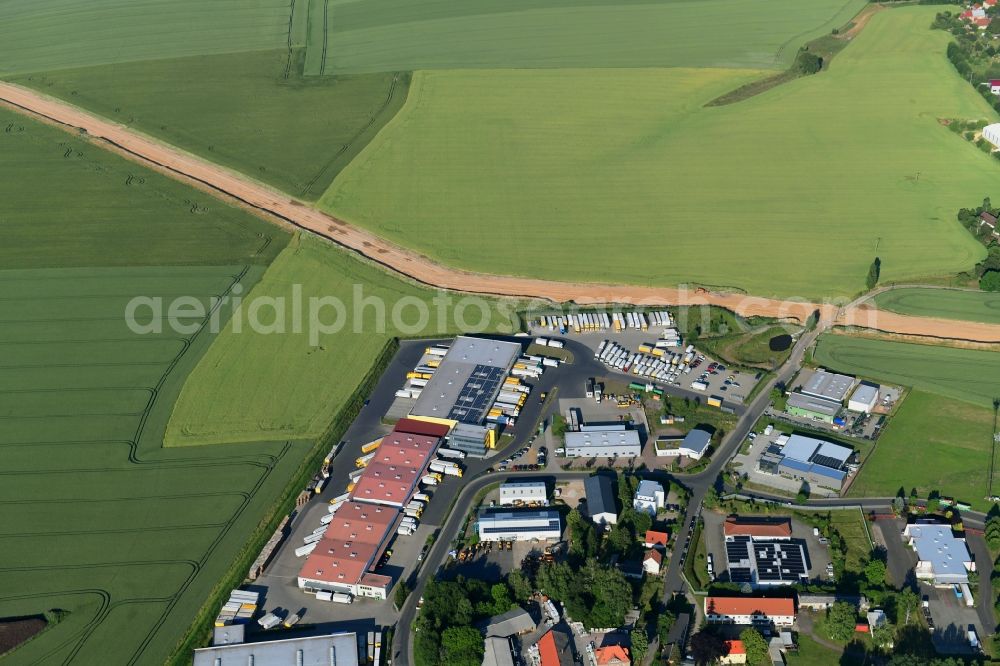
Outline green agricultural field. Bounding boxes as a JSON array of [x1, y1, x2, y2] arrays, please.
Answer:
[[318, 0, 865, 73], [324, 7, 995, 299], [0, 104, 324, 663], [13, 50, 410, 200], [812, 334, 1000, 408], [0, 0, 292, 75], [873, 287, 1000, 325], [166, 234, 522, 446], [846, 391, 996, 511]]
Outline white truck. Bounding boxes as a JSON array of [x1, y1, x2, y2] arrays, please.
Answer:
[[436, 448, 466, 460], [421, 475, 440, 486], [295, 543, 317, 558], [412, 492, 430, 503], [258, 613, 282, 630], [331, 592, 353, 604]]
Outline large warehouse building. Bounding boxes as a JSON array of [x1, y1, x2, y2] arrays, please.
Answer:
[[297, 419, 444, 600], [499, 480, 548, 506], [410, 336, 521, 426], [564, 428, 641, 458], [478, 509, 562, 542], [774, 434, 852, 490], [903, 522, 974, 585]]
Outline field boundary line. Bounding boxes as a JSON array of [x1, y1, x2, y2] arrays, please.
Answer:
[[4, 81, 1000, 345]]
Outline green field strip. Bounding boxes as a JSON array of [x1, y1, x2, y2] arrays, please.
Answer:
[[290, 0, 310, 47], [323, 0, 866, 73], [0, 266, 246, 297], [0, 415, 143, 445], [0, 321, 195, 344], [71, 601, 173, 666], [0, 366, 169, 393], [813, 334, 1000, 409], [0, 388, 154, 419], [0, 0, 293, 75], [0, 589, 110, 665], [873, 287, 1000, 325], [303, 0, 329, 75], [0, 534, 217, 571], [323, 6, 995, 298], [0, 339, 187, 368]]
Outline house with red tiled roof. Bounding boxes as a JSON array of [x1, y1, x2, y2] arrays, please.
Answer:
[[724, 517, 792, 540], [644, 530, 669, 549], [595, 645, 630, 666], [643, 549, 663, 575], [975, 16, 992, 28], [535, 630, 575, 666], [720, 640, 747, 665], [704, 596, 796, 627]]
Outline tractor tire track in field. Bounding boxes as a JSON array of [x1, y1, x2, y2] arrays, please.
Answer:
[[0, 263, 285, 664], [2, 81, 998, 342]]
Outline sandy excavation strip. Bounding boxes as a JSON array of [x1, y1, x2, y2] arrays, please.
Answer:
[[3, 81, 1000, 342]]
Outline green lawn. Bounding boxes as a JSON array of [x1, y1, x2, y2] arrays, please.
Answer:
[[13, 50, 410, 200], [827, 509, 873, 572], [0, 105, 326, 664], [165, 234, 522, 446], [846, 391, 996, 510], [323, 7, 994, 299], [812, 334, 1000, 409], [786, 631, 845, 666], [0, 0, 293, 75], [318, 0, 865, 73], [873, 287, 1000, 325]]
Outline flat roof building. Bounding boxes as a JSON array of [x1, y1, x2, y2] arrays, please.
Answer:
[[786, 392, 841, 423], [725, 536, 809, 588], [848, 383, 879, 414], [499, 480, 548, 506], [193, 632, 359, 666], [448, 422, 492, 458], [800, 370, 855, 403], [297, 501, 397, 599], [478, 509, 561, 542], [410, 337, 521, 425], [564, 429, 641, 458], [584, 474, 618, 526], [903, 522, 974, 585], [777, 434, 851, 490], [633, 479, 665, 515]]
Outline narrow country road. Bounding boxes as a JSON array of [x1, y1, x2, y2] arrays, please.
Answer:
[[3, 82, 1000, 342]]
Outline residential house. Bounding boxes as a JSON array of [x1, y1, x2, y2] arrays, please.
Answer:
[[720, 640, 747, 665], [704, 597, 796, 627], [595, 645, 630, 666], [632, 479, 665, 515], [644, 530, 669, 549], [643, 549, 663, 575]]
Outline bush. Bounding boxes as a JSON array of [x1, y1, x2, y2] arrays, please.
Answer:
[[981, 270, 1000, 292]]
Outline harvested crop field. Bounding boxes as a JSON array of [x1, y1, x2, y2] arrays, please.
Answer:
[[0, 616, 46, 656], [873, 287, 1000, 325], [324, 7, 995, 299]]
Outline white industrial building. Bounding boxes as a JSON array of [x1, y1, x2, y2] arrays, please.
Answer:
[[847, 383, 879, 413], [985, 123, 1000, 149], [498, 480, 548, 507], [478, 509, 561, 542], [564, 429, 641, 457], [903, 522, 975, 585], [655, 428, 712, 460], [633, 480, 665, 515], [193, 632, 359, 666]]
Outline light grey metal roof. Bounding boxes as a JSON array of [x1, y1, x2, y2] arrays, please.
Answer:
[[483, 636, 516, 666], [193, 632, 358, 666], [800, 370, 854, 402], [849, 383, 879, 406], [565, 429, 640, 449], [681, 428, 712, 456], [500, 481, 547, 500], [786, 392, 841, 417], [905, 523, 972, 581], [782, 434, 850, 465], [486, 608, 535, 637], [410, 337, 520, 424], [584, 475, 617, 518]]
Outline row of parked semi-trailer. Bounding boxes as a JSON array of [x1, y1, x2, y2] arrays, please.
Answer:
[[536, 309, 673, 334], [595, 339, 701, 383], [488, 356, 553, 426], [394, 344, 451, 400]]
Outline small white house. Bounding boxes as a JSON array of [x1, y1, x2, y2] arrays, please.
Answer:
[[643, 549, 663, 575], [633, 480, 665, 515]]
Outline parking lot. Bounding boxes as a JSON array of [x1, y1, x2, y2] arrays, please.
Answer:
[[528, 321, 760, 405], [702, 511, 833, 585]]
